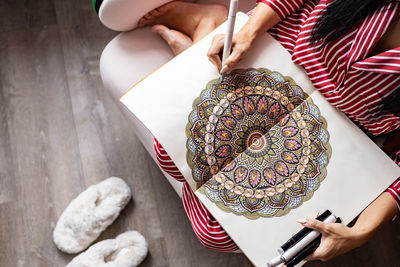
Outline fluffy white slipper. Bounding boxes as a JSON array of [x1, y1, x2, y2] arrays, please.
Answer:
[[66, 231, 148, 267], [53, 177, 132, 254]]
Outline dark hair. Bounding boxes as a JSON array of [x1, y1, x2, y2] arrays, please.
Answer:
[[311, 0, 399, 114], [310, 0, 393, 44]]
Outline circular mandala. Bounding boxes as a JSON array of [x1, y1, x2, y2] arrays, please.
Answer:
[[186, 68, 331, 219]]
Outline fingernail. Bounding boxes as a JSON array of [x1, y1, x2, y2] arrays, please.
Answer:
[[296, 218, 307, 224], [220, 65, 229, 74]]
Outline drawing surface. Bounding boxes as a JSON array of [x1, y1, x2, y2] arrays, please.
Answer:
[[121, 13, 400, 266], [186, 68, 331, 218]]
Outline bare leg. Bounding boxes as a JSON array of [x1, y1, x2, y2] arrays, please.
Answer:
[[152, 24, 193, 55], [138, 1, 228, 49]]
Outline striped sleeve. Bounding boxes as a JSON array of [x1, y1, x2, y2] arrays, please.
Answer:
[[256, 0, 305, 20], [386, 178, 400, 211], [385, 150, 400, 212], [352, 48, 400, 74], [154, 138, 239, 252], [154, 138, 186, 182], [182, 182, 239, 252]]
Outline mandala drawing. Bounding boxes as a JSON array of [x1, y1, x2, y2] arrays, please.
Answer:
[[186, 68, 331, 219]]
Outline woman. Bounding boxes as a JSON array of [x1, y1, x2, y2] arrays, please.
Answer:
[[140, 0, 400, 262]]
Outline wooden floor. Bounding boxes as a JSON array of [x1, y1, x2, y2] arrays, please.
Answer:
[[0, 1, 399, 266]]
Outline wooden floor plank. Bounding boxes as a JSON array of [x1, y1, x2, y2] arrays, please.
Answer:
[[52, 1, 171, 266], [0, 22, 85, 267]]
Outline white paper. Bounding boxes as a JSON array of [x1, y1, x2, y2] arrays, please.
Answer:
[[121, 13, 400, 266]]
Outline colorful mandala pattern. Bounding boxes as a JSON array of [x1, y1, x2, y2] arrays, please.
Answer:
[[186, 68, 331, 219]]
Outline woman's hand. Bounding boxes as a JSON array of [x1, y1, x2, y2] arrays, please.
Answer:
[[298, 192, 398, 262], [207, 32, 255, 73], [207, 3, 281, 73], [296, 219, 365, 262]]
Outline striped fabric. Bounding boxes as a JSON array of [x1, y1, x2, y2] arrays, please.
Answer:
[[182, 182, 239, 252], [388, 151, 400, 209], [263, 0, 400, 135], [154, 138, 186, 182], [154, 139, 239, 252], [154, 0, 400, 251], [387, 178, 400, 211]]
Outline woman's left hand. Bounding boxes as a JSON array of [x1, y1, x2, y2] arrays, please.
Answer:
[[298, 192, 398, 262], [297, 218, 366, 262]]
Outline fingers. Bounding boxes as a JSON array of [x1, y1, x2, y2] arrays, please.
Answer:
[[207, 31, 255, 75], [306, 236, 337, 262], [297, 219, 345, 262], [207, 34, 225, 71], [296, 218, 357, 263], [306, 246, 329, 262], [207, 34, 248, 73], [297, 218, 330, 233], [222, 45, 245, 73]]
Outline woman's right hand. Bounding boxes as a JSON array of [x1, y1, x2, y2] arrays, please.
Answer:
[[206, 3, 281, 73], [207, 31, 256, 73]]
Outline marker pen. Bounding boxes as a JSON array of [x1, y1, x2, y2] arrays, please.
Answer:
[[278, 210, 332, 254], [267, 214, 337, 267], [285, 217, 342, 267], [285, 235, 321, 267]]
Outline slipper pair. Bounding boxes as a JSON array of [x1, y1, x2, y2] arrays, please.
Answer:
[[53, 177, 148, 266]]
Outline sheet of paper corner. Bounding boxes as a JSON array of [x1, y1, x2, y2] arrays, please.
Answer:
[[121, 12, 400, 266]]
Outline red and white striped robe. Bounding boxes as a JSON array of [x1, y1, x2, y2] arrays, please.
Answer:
[[155, 0, 400, 252]]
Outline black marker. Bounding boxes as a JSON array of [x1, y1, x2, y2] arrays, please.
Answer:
[[285, 236, 321, 267], [285, 217, 342, 267], [278, 210, 332, 254], [268, 214, 337, 267]]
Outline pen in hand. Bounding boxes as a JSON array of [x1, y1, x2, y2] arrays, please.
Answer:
[[221, 0, 239, 74]]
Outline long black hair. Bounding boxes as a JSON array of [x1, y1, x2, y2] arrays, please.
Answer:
[[311, 0, 400, 114], [310, 0, 394, 44]]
